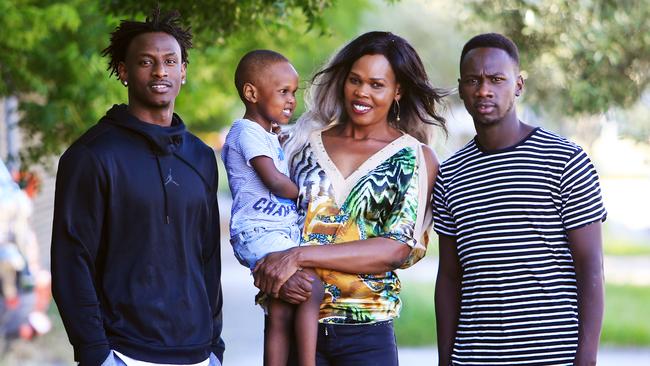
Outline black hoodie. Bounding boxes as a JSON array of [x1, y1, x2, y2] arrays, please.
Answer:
[[51, 104, 224, 366]]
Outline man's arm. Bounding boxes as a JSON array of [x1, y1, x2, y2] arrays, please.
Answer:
[[568, 221, 604, 366], [51, 146, 110, 366], [435, 234, 461, 366], [250, 156, 298, 199], [205, 173, 225, 362]]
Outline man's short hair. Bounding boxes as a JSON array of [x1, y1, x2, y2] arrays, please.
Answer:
[[234, 50, 289, 100], [460, 33, 520, 69], [102, 7, 193, 78]]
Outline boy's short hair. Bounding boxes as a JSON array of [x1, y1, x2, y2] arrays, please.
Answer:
[[102, 7, 192, 78], [460, 33, 520, 69], [234, 50, 289, 100]]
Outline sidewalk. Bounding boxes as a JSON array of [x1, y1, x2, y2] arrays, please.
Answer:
[[396, 347, 650, 365]]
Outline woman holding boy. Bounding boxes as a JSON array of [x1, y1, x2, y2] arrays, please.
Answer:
[[253, 31, 448, 365]]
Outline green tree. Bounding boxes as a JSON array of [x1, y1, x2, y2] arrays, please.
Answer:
[[102, 0, 336, 44], [458, 0, 650, 138], [611, 94, 650, 144], [1, 0, 361, 167], [8, 0, 649, 167], [1, 1, 123, 166], [173, 0, 366, 136]]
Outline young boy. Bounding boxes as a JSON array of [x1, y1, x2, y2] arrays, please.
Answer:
[[221, 50, 323, 366]]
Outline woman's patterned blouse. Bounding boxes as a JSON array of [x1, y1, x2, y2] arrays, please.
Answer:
[[290, 129, 433, 324]]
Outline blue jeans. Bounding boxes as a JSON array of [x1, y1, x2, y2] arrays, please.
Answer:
[[315, 320, 398, 366], [267, 315, 399, 366]]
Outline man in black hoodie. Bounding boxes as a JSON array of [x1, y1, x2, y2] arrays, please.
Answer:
[[51, 8, 224, 366]]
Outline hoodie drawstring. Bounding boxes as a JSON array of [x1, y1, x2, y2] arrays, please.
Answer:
[[155, 156, 170, 224]]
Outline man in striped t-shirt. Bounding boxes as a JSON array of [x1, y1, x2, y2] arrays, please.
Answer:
[[433, 33, 607, 366]]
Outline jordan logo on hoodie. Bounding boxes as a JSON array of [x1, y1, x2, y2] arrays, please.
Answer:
[[164, 169, 179, 186]]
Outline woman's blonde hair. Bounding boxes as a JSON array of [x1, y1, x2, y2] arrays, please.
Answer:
[[285, 31, 449, 159]]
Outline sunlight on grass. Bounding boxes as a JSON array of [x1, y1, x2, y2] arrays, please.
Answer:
[[395, 282, 650, 347], [601, 284, 650, 345], [603, 236, 650, 256], [395, 282, 436, 346]]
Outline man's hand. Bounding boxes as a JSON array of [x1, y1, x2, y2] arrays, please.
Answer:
[[253, 248, 301, 298]]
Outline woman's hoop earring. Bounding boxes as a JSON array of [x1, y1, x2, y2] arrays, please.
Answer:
[[393, 100, 401, 122]]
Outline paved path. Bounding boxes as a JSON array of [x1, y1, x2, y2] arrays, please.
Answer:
[[396, 347, 650, 365]]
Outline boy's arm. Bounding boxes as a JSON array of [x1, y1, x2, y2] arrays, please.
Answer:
[[250, 156, 299, 199], [435, 234, 462, 366], [568, 221, 604, 366]]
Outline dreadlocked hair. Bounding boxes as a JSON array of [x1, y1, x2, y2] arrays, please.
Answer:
[[101, 7, 193, 78]]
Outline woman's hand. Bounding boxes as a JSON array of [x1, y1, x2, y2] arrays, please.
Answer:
[[253, 247, 302, 298], [278, 270, 314, 304]]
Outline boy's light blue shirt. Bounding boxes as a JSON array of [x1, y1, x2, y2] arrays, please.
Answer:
[[221, 118, 299, 237]]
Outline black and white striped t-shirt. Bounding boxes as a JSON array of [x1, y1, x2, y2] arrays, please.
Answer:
[[433, 127, 607, 366]]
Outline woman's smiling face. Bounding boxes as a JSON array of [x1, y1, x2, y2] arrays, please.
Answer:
[[343, 54, 400, 128]]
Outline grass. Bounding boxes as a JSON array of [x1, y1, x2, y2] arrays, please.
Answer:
[[394, 282, 650, 347], [425, 223, 650, 257], [395, 282, 437, 346], [601, 284, 650, 345]]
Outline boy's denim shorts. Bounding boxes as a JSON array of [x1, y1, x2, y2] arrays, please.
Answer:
[[231, 224, 301, 269]]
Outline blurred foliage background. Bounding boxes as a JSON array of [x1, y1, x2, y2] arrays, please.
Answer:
[[1, 0, 648, 167]]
